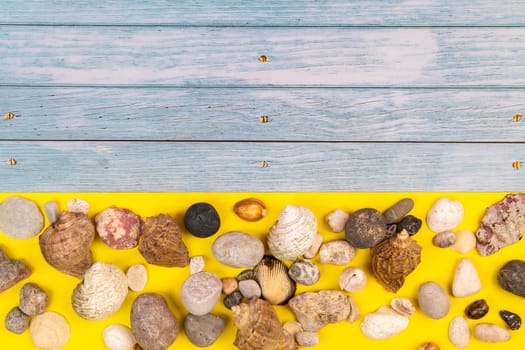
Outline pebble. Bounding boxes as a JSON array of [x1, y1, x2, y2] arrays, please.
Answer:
[[238, 279, 261, 299], [184, 313, 225, 347], [223, 291, 243, 309], [303, 232, 323, 259], [5, 306, 29, 334], [103, 324, 137, 350], [418, 342, 440, 350], [19, 283, 48, 316], [319, 240, 356, 265], [221, 277, 238, 295], [339, 267, 367, 293], [452, 230, 476, 254], [449, 315, 470, 348], [500, 310, 521, 330], [181, 272, 222, 316], [325, 208, 349, 232], [95, 206, 142, 249], [66, 198, 90, 214], [383, 198, 414, 224], [474, 323, 510, 342], [212, 231, 264, 268], [236, 269, 255, 281], [189, 255, 205, 274], [497, 259, 525, 298], [0, 196, 44, 239], [418, 282, 450, 319], [288, 260, 320, 286], [465, 299, 489, 319], [184, 202, 220, 238], [360, 306, 409, 340], [282, 320, 303, 337], [426, 197, 464, 233], [44, 201, 60, 224], [345, 208, 386, 249], [432, 231, 456, 248], [395, 215, 422, 236], [29, 311, 70, 350], [452, 258, 481, 297], [0, 247, 32, 293], [126, 264, 147, 292], [295, 331, 319, 347]]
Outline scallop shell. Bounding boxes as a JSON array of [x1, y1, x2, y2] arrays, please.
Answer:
[[232, 297, 297, 350], [267, 205, 317, 261], [72, 262, 128, 321], [254, 255, 296, 305], [39, 211, 95, 278], [370, 229, 422, 293]]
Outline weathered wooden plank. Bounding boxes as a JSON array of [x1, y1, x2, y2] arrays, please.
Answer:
[[1, 141, 523, 191], [1, 27, 524, 87], [2, 0, 524, 26], [1, 87, 524, 142]]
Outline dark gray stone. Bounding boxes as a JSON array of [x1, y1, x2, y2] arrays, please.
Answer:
[[345, 208, 386, 249], [498, 260, 525, 298], [5, 307, 29, 334], [184, 313, 225, 347]]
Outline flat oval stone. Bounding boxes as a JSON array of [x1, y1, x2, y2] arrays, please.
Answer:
[[238, 279, 261, 299], [184, 313, 225, 347], [212, 231, 264, 268], [184, 202, 220, 238], [497, 260, 525, 298], [0, 196, 43, 239], [319, 240, 356, 265], [383, 198, 414, 224], [345, 208, 386, 249], [418, 282, 450, 319], [288, 260, 320, 286]]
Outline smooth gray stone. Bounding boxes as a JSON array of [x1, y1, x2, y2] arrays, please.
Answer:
[[184, 313, 225, 347]]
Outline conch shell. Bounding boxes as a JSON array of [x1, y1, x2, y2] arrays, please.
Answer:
[[232, 297, 297, 350], [267, 205, 317, 261], [72, 262, 128, 321], [39, 211, 95, 278], [370, 229, 422, 293]]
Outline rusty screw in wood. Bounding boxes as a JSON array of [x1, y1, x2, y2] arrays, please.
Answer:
[[513, 114, 522, 122], [512, 161, 522, 170], [6, 158, 17, 166], [4, 112, 15, 120], [258, 55, 268, 63], [260, 115, 269, 123], [259, 161, 269, 168]]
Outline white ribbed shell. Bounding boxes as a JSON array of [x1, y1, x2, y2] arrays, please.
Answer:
[[72, 262, 128, 321], [267, 205, 317, 261]]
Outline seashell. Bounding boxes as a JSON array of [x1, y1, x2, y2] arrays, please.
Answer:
[[449, 315, 470, 348], [476, 193, 525, 256], [303, 231, 323, 259], [95, 206, 142, 249], [390, 297, 415, 316], [426, 197, 464, 233], [370, 229, 422, 293], [72, 262, 128, 321], [0, 246, 31, 293], [103, 324, 137, 350], [39, 211, 95, 278], [232, 297, 297, 350], [67, 198, 90, 214], [254, 255, 296, 305], [325, 208, 349, 233], [347, 295, 361, 323], [474, 323, 510, 342], [500, 310, 521, 330], [339, 267, 367, 293], [345, 208, 386, 248], [360, 305, 409, 340], [29, 311, 70, 350], [267, 205, 317, 261], [5, 307, 29, 334], [288, 290, 351, 332], [418, 342, 440, 350], [452, 258, 481, 297], [138, 214, 189, 267], [383, 198, 414, 224], [234, 198, 267, 222]]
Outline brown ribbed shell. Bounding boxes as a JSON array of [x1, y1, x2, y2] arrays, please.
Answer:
[[138, 214, 189, 267], [254, 255, 296, 305], [39, 211, 95, 279], [370, 229, 422, 293], [232, 297, 297, 350]]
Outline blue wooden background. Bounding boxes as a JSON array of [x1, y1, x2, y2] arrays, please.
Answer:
[[1, 1, 524, 191]]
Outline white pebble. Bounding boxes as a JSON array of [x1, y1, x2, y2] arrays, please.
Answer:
[[449, 316, 470, 348], [66, 198, 90, 214], [452, 258, 481, 297], [44, 201, 60, 224], [303, 232, 323, 259], [452, 230, 476, 254], [426, 197, 464, 233], [319, 240, 355, 265], [126, 264, 147, 292], [181, 272, 222, 316], [295, 331, 319, 347], [189, 255, 205, 275], [325, 209, 349, 233], [103, 324, 137, 350], [474, 323, 511, 342], [238, 279, 261, 299]]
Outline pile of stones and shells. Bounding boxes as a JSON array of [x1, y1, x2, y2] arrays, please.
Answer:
[[1, 193, 525, 349]]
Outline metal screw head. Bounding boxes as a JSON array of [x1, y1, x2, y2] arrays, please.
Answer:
[[513, 114, 522, 122], [4, 112, 15, 120], [6, 158, 17, 166], [258, 55, 268, 63], [512, 161, 522, 170]]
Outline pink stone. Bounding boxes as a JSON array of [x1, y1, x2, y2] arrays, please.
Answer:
[[95, 206, 142, 249]]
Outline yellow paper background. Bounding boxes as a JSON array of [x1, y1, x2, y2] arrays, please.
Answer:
[[1, 193, 524, 349]]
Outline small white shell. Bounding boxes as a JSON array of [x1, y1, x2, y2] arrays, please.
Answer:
[[126, 264, 147, 292], [30, 311, 70, 350], [360, 306, 409, 340], [303, 232, 323, 259], [325, 208, 349, 233], [72, 262, 128, 321], [268, 205, 317, 261], [66, 198, 90, 214], [103, 324, 137, 350], [339, 267, 367, 293], [390, 298, 415, 316], [426, 197, 464, 233]]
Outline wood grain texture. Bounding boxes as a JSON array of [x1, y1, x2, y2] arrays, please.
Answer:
[[2, 0, 524, 26], [1, 141, 523, 191], [1, 87, 524, 142], [2, 26, 524, 86]]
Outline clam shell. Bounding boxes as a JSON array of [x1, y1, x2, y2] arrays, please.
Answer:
[[254, 256, 296, 305], [72, 262, 128, 321], [267, 205, 317, 261], [232, 297, 297, 350], [39, 211, 95, 278]]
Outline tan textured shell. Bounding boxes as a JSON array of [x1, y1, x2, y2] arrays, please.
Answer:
[[138, 214, 189, 267], [370, 229, 422, 293], [39, 211, 95, 278], [232, 297, 297, 350], [254, 256, 296, 305], [72, 262, 128, 321], [267, 205, 317, 261]]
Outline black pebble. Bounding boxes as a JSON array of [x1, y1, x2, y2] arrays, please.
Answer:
[[184, 202, 220, 238], [500, 310, 521, 330], [223, 291, 243, 309], [396, 215, 422, 236]]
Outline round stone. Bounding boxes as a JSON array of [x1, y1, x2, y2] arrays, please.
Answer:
[[181, 272, 222, 316], [418, 282, 450, 319], [223, 291, 243, 310], [319, 240, 356, 265], [0, 196, 43, 239], [238, 279, 261, 299], [212, 231, 264, 268], [5, 307, 29, 334], [345, 208, 386, 249], [288, 260, 320, 286], [497, 260, 525, 298], [184, 202, 220, 238], [184, 313, 225, 347]]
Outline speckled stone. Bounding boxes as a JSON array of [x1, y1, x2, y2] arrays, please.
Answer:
[[184, 313, 225, 347], [295, 331, 319, 347], [432, 231, 456, 248], [223, 291, 243, 309], [345, 208, 386, 249], [184, 202, 220, 238], [288, 260, 320, 286], [19, 283, 48, 316], [0, 196, 43, 239], [5, 306, 29, 334], [319, 240, 356, 265], [396, 215, 422, 236], [497, 260, 525, 298]]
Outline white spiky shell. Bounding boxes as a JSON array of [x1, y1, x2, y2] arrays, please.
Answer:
[[267, 205, 317, 261], [72, 262, 128, 321]]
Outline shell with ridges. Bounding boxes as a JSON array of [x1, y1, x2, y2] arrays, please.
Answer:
[[72, 262, 128, 321], [254, 255, 296, 305], [39, 211, 95, 279], [267, 205, 317, 261], [232, 297, 297, 350], [370, 229, 422, 293]]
